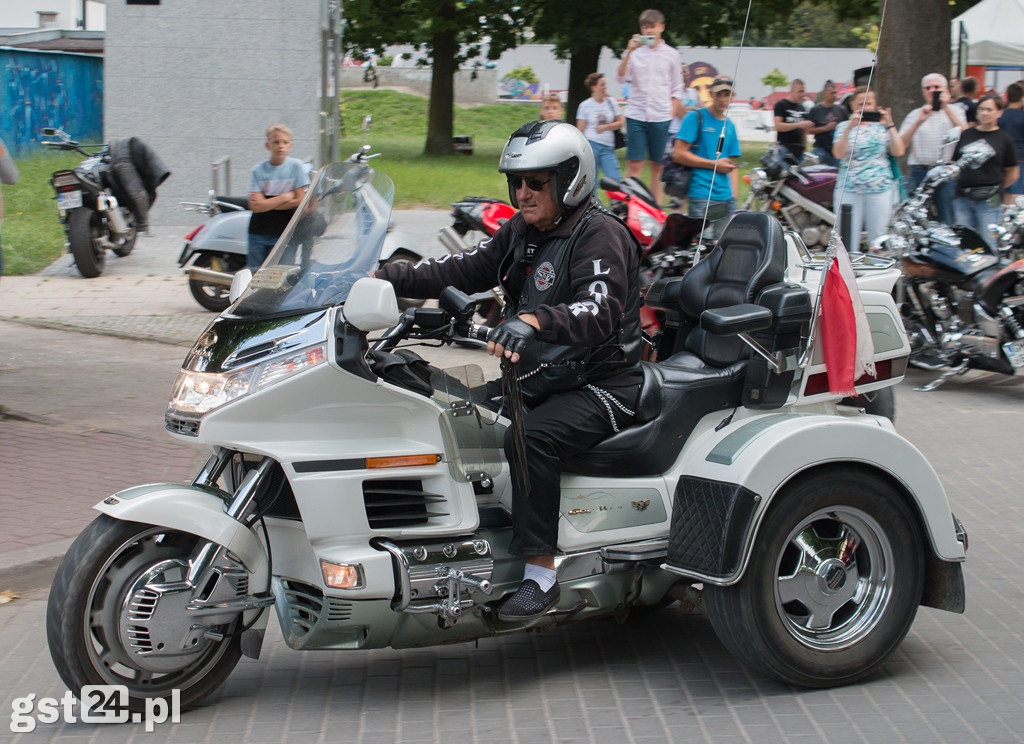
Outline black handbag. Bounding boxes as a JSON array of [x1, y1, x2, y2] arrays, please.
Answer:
[[662, 109, 702, 198], [961, 184, 1001, 201], [608, 100, 626, 149]]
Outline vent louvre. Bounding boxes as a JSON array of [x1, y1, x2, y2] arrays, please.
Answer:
[[363, 479, 449, 528], [280, 580, 324, 637], [326, 598, 354, 622]]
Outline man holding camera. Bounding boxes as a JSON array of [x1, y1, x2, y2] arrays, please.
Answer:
[[898, 73, 967, 225], [617, 8, 684, 205]]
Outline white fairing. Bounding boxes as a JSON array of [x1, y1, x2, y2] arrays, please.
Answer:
[[343, 278, 400, 331]]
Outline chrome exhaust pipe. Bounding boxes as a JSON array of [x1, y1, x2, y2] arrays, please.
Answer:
[[186, 266, 235, 287], [437, 226, 469, 255]]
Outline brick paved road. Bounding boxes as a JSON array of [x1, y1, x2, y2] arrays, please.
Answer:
[[1, 339, 1022, 742]]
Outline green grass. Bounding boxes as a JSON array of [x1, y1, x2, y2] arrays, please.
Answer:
[[340, 89, 770, 208], [0, 89, 772, 275], [2, 150, 79, 275]]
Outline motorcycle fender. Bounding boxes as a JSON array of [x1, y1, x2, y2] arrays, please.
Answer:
[[188, 210, 250, 257], [380, 230, 422, 262], [93, 482, 267, 574], [675, 413, 965, 580]]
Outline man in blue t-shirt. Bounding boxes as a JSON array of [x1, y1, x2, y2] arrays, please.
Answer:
[[671, 77, 741, 238], [247, 124, 311, 271]]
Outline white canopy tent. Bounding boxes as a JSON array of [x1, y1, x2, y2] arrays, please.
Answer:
[[952, 0, 1024, 68]]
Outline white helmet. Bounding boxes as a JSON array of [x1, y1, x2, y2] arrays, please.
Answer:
[[499, 121, 596, 211]]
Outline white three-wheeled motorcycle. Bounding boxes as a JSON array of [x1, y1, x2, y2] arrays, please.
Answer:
[[46, 156, 967, 712]]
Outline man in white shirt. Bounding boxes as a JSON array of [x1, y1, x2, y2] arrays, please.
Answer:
[[899, 73, 967, 225], [616, 8, 684, 205]]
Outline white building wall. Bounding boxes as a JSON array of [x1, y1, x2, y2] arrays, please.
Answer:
[[105, 0, 326, 224], [0, 0, 104, 31]]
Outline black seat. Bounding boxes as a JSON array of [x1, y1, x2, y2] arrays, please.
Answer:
[[565, 212, 787, 477]]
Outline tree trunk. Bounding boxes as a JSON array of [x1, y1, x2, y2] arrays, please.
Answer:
[[566, 44, 603, 126], [424, 7, 457, 156], [876, 0, 952, 135]]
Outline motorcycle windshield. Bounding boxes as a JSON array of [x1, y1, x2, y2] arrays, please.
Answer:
[[231, 160, 395, 317]]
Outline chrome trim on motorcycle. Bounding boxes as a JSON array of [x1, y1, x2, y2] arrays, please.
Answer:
[[372, 538, 494, 625]]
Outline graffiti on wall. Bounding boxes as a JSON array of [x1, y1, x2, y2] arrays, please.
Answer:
[[1, 50, 103, 155]]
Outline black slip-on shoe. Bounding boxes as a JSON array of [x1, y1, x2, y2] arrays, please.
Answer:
[[496, 579, 561, 621]]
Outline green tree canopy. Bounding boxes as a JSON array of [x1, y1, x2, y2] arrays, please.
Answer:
[[343, 0, 539, 154]]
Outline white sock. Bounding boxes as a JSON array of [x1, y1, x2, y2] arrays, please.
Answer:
[[523, 563, 557, 592]]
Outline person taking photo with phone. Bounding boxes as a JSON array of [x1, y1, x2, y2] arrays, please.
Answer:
[[617, 8, 684, 206], [832, 87, 904, 248], [898, 73, 967, 225]]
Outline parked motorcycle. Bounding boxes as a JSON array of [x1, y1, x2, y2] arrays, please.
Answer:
[[45, 154, 967, 712], [601, 175, 666, 247], [743, 145, 836, 248], [872, 140, 1024, 390], [436, 196, 515, 327], [41, 127, 169, 278], [990, 195, 1024, 262], [176, 148, 423, 313], [177, 192, 250, 311]]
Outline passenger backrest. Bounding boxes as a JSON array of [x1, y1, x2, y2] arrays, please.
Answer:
[[676, 212, 786, 367]]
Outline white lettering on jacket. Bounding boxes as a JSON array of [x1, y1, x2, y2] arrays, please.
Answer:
[[569, 300, 600, 316]]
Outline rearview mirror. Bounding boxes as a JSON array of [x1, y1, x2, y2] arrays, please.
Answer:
[[229, 269, 252, 304]]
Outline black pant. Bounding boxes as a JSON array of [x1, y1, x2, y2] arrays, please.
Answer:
[[503, 382, 639, 556]]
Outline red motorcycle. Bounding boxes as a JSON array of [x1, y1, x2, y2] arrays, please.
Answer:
[[600, 176, 667, 248]]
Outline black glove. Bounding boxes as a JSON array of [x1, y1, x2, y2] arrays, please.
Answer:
[[487, 317, 537, 356]]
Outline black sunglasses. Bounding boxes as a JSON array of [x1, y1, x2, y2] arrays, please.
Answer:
[[507, 175, 551, 191]]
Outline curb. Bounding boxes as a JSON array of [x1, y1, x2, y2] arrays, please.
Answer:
[[1, 315, 208, 347], [0, 538, 75, 593]]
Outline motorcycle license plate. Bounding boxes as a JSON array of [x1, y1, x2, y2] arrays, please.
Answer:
[[57, 190, 83, 210], [1003, 339, 1024, 369]]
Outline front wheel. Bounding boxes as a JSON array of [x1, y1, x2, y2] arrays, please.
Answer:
[[67, 208, 106, 278], [188, 252, 247, 312], [704, 467, 924, 687], [46, 516, 244, 712]]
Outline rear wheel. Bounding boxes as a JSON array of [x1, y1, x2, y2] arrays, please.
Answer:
[[67, 208, 106, 278], [47, 516, 244, 712], [704, 467, 924, 687], [188, 252, 247, 312]]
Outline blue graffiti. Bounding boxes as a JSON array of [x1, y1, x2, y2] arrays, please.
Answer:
[[1, 50, 103, 156]]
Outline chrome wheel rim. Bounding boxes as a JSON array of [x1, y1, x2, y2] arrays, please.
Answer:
[[773, 507, 894, 650], [84, 528, 234, 694]]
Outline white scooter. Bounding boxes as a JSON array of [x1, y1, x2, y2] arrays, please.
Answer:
[[46, 155, 967, 713]]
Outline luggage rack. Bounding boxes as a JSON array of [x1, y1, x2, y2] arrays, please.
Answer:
[[785, 229, 897, 282]]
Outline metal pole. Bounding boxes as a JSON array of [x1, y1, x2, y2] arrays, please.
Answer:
[[840, 203, 855, 251]]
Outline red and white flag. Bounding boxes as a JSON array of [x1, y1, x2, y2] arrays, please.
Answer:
[[819, 237, 875, 396]]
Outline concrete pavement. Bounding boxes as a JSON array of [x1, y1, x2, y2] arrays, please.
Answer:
[[1, 216, 1024, 742]]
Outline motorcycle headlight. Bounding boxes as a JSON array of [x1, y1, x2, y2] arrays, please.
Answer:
[[167, 343, 326, 416], [637, 211, 663, 240]]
